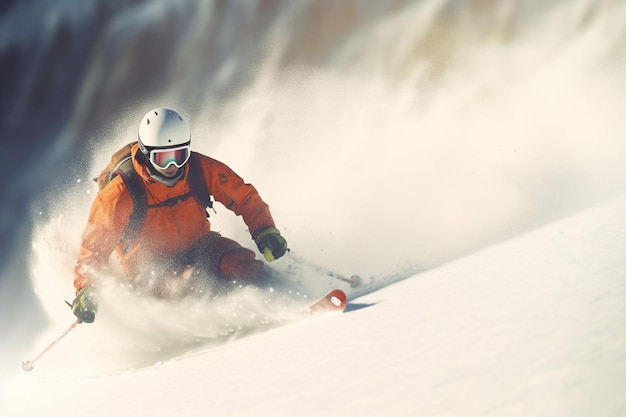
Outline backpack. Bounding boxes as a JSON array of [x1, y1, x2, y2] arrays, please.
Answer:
[[94, 142, 213, 253]]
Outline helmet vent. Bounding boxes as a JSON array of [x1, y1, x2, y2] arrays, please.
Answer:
[[139, 108, 189, 148]]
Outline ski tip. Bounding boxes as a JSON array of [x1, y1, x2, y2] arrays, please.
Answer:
[[326, 289, 347, 309], [303, 289, 348, 316]]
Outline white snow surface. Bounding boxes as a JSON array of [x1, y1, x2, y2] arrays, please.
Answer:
[[3, 197, 626, 416], [2, 1, 626, 416]]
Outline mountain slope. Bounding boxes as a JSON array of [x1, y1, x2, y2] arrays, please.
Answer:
[[4, 196, 626, 417]]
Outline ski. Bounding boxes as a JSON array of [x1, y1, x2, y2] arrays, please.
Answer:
[[303, 289, 347, 316]]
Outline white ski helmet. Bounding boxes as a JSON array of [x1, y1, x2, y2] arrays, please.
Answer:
[[138, 107, 190, 154]]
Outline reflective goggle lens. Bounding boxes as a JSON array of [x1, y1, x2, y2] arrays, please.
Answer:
[[150, 146, 190, 169]]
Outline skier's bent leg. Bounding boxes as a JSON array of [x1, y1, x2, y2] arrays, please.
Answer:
[[219, 247, 265, 281]]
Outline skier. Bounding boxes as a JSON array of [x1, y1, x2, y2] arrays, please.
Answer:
[[71, 107, 288, 323]]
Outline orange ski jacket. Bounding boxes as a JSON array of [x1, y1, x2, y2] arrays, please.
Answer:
[[73, 144, 275, 293]]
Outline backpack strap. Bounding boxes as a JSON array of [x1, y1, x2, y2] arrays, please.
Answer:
[[146, 191, 195, 208], [116, 169, 148, 255], [187, 152, 213, 215]]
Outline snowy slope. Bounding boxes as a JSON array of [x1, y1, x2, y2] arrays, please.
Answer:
[[2, 1, 626, 416], [3, 196, 626, 417]]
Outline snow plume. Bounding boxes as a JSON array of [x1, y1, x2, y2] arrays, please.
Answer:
[[195, 0, 626, 275], [28, 189, 320, 376], [2, 0, 626, 380]]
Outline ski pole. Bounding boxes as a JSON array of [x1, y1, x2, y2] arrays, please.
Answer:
[[288, 252, 362, 287], [22, 319, 81, 372]]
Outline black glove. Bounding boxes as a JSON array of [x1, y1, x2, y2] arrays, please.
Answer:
[[254, 226, 288, 262], [72, 287, 98, 323]]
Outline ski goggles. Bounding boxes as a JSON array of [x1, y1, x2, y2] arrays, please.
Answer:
[[149, 145, 191, 169]]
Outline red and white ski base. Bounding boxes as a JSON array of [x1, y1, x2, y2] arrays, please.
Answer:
[[303, 289, 347, 316]]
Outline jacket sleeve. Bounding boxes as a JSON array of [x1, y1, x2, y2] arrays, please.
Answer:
[[73, 179, 133, 294], [202, 156, 276, 236]]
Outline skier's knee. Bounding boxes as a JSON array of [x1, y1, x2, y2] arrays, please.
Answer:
[[219, 248, 264, 280]]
